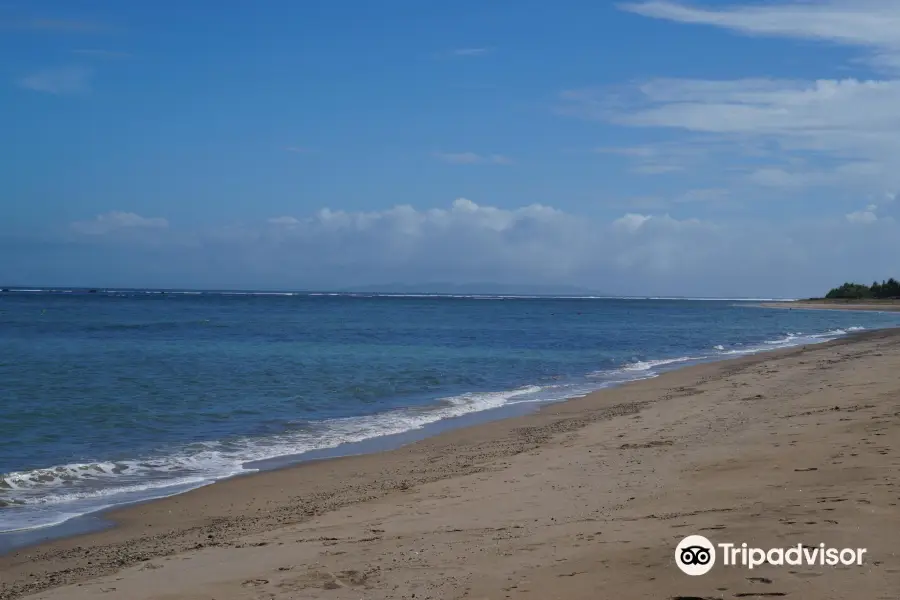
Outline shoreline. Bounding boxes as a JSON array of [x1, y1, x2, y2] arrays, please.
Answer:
[[4, 328, 900, 599], [761, 300, 900, 312], [0, 320, 870, 552], [0, 399, 544, 555]]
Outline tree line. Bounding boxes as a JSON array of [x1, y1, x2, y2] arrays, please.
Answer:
[[825, 278, 900, 299]]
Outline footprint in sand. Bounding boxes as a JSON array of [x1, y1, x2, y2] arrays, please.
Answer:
[[789, 570, 823, 578], [277, 569, 373, 592]]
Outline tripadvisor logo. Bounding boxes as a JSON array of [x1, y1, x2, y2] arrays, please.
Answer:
[[676, 535, 716, 576], [675, 535, 867, 576]]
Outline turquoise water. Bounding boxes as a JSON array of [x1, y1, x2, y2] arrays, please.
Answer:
[[2, 290, 899, 533]]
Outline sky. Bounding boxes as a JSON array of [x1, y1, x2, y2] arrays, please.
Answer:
[[3, 0, 900, 296]]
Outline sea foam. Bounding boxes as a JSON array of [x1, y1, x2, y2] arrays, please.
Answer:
[[0, 322, 873, 533]]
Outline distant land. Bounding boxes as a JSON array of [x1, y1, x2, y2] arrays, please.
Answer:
[[339, 282, 606, 296], [759, 278, 900, 311], [822, 279, 900, 300]]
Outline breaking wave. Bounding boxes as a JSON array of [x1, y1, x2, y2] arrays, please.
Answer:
[[0, 323, 871, 533]]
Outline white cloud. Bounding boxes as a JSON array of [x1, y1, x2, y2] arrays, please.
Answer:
[[620, 1, 900, 72], [18, 66, 92, 94], [565, 78, 900, 139], [846, 209, 878, 224], [613, 213, 652, 232], [270, 199, 565, 236], [591, 139, 758, 178], [620, 78, 900, 136], [71, 211, 169, 235], [562, 76, 900, 190], [267, 216, 301, 226], [581, 2, 900, 192], [98, 199, 730, 290], [846, 203, 882, 223], [595, 146, 684, 174], [433, 152, 513, 165], [31, 199, 900, 295]]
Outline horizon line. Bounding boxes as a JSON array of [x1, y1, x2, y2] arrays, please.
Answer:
[[0, 286, 799, 301]]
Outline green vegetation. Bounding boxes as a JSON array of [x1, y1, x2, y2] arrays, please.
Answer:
[[825, 279, 900, 299]]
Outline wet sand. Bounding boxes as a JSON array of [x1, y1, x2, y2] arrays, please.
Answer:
[[3, 330, 900, 599], [762, 301, 900, 312]]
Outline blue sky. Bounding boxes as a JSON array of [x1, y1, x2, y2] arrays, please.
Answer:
[[3, 0, 900, 295]]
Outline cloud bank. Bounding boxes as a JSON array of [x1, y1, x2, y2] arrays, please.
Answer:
[[0, 199, 891, 296]]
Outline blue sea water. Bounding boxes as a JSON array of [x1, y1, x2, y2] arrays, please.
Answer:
[[2, 289, 899, 534]]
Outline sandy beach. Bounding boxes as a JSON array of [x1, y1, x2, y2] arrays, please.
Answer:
[[762, 301, 900, 312], [3, 329, 900, 600]]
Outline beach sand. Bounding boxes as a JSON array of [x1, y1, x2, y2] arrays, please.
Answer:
[[762, 301, 900, 312], [3, 330, 900, 599]]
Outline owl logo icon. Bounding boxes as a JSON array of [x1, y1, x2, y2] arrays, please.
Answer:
[[676, 535, 716, 576]]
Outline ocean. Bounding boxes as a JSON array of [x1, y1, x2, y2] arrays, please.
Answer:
[[3, 290, 899, 538]]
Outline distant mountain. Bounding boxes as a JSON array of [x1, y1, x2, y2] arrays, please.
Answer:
[[340, 282, 606, 296]]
